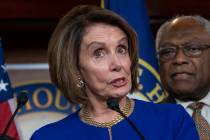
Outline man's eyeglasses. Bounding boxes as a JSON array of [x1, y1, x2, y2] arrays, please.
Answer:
[[157, 43, 210, 62]]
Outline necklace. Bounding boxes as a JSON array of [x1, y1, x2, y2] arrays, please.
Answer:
[[80, 98, 131, 128]]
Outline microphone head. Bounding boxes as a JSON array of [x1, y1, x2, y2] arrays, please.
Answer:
[[17, 91, 29, 108], [106, 98, 120, 111]]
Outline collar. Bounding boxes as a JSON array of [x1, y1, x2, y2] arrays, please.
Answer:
[[176, 91, 210, 109]]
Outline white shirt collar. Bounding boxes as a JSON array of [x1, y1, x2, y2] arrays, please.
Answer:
[[176, 91, 210, 109]]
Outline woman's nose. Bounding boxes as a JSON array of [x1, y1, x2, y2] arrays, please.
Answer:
[[109, 55, 122, 72]]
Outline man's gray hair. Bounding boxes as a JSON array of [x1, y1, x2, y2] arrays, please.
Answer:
[[156, 15, 210, 51]]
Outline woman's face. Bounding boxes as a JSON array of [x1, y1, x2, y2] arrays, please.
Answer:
[[79, 23, 132, 100]]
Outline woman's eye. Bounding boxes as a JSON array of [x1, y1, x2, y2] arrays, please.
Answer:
[[93, 49, 105, 58], [117, 45, 128, 55]]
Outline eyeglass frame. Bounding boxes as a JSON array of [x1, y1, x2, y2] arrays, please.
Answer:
[[157, 42, 210, 62]]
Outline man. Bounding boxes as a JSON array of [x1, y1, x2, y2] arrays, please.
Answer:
[[156, 15, 210, 139]]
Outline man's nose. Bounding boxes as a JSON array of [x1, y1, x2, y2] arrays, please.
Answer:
[[173, 48, 189, 64]]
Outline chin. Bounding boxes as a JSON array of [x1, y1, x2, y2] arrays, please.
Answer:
[[175, 95, 202, 102], [171, 79, 196, 88], [170, 82, 195, 92], [169, 88, 200, 101], [112, 88, 130, 97]]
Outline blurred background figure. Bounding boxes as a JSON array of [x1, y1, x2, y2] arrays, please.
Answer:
[[156, 15, 210, 140]]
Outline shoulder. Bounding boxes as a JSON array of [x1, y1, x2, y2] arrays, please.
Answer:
[[133, 100, 199, 139], [134, 99, 191, 121], [134, 99, 184, 112], [30, 111, 80, 140]]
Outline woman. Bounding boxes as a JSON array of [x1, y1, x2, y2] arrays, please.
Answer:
[[30, 5, 199, 140]]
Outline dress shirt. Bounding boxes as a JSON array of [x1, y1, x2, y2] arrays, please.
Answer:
[[176, 91, 210, 125]]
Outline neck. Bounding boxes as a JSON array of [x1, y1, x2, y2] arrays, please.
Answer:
[[80, 97, 132, 128], [85, 97, 127, 123]]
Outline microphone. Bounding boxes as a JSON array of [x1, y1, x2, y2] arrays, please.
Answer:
[[107, 98, 145, 140], [0, 92, 29, 140]]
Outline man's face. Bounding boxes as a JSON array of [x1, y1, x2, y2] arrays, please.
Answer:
[[158, 19, 210, 101]]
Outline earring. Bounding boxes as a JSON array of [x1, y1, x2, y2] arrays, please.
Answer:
[[76, 78, 84, 88]]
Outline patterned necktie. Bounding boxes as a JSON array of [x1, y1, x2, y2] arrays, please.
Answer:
[[188, 102, 210, 140]]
